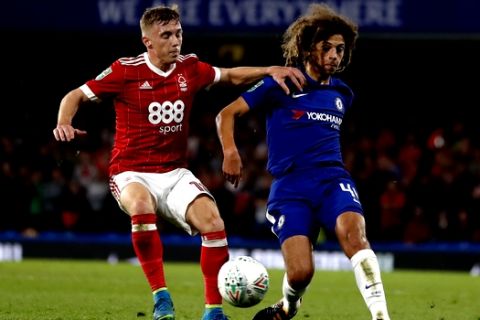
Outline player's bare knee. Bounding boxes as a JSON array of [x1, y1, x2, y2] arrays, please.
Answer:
[[188, 207, 225, 233], [124, 199, 155, 215], [204, 213, 225, 232], [340, 232, 370, 258], [287, 258, 314, 288], [287, 266, 314, 289], [347, 234, 370, 251]]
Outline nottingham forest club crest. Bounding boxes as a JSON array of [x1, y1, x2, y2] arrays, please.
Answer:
[[177, 74, 188, 92]]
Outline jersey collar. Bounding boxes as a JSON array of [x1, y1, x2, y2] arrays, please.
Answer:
[[144, 52, 177, 77]]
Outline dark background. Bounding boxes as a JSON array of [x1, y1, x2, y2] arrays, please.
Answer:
[[2, 24, 480, 244], [3, 29, 478, 145]]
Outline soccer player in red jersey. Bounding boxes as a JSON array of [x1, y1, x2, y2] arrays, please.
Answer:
[[52, 5, 305, 320]]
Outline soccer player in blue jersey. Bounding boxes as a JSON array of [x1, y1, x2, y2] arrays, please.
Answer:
[[216, 3, 391, 320]]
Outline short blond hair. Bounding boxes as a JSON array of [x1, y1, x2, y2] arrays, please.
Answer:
[[140, 5, 180, 35]]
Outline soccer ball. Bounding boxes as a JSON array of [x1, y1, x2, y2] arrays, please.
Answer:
[[217, 256, 269, 308]]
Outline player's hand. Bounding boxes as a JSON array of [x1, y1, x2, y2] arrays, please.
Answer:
[[222, 149, 243, 188], [53, 124, 87, 142], [268, 66, 306, 95]]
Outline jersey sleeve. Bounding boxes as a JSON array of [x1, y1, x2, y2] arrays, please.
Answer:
[[183, 55, 219, 89], [241, 76, 279, 110], [196, 60, 220, 88], [332, 78, 355, 110], [80, 60, 126, 101]]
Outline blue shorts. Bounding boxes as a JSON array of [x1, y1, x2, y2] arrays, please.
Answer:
[[266, 166, 364, 244]]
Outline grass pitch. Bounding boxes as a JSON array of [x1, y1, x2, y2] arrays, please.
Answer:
[[0, 259, 479, 319]]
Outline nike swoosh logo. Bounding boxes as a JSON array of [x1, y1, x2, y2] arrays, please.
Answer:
[[291, 92, 308, 98], [365, 282, 382, 289]]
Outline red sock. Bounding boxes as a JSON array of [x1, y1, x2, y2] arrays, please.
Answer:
[[200, 230, 229, 305], [131, 213, 166, 292]]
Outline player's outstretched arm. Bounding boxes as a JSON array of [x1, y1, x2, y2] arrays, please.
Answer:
[[219, 66, 305, 95], [53, 88, 88, 142], [215, 97, 250, 188]]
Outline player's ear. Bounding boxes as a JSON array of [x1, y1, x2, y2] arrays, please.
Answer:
[[142, 36, 153, 49]]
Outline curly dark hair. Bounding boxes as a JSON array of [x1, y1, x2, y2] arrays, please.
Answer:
[[281, 3, 358, 72]]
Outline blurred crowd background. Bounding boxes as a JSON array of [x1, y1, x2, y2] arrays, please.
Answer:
[[1, 2, 480, 245]]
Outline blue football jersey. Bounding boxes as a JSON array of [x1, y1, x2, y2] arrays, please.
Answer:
[[241, 72, 354, 178]]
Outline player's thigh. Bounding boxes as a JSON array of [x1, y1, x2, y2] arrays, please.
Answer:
[[120, 182, 156, 213], [185, 195, 224, 233], [166, 169, 217, 234], [110, 173, 156, 215]]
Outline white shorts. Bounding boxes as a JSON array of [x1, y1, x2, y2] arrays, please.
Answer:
[[109, 168, 214, 235]]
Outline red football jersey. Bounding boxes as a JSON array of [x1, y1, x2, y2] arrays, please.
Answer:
[[80, 53, 220, 176]]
